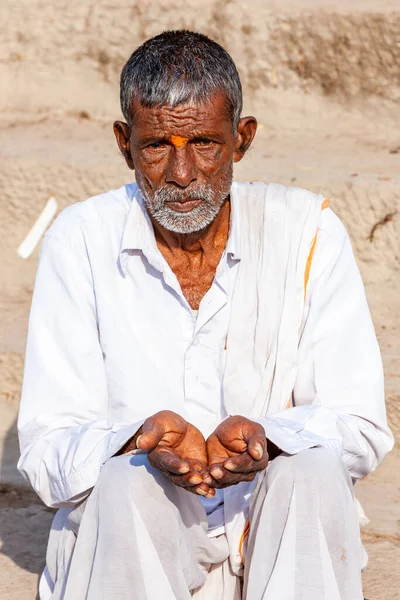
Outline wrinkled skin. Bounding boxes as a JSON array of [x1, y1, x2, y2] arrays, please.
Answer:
[[114, 91, 272, 493], [114, 90, 257, 309], [206, 416, 269, 488], [136, 412, 268, 496]]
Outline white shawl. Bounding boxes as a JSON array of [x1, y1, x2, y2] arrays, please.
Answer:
[[222, 181, 326, 573]]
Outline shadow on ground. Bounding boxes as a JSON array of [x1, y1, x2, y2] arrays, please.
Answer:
[[0, 417, 53, 581]]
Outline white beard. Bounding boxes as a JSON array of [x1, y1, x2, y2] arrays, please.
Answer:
[[139, 172, 232, 234]]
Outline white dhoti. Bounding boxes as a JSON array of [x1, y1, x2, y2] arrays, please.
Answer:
[[41, 447, 364, 600]]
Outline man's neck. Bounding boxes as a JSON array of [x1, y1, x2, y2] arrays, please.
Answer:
[[150, 199, 231, 309]]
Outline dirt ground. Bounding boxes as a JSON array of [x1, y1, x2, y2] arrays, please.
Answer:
[[0, 1, 399, 598]]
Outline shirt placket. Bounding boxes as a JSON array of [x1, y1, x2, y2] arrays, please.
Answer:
[[183, 259, 230, 436]]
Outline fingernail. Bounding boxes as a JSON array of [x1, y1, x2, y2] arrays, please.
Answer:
[[203, 476, 213, 485], [179, 465, 190, 474], [189, 475, 202, 484], [196, 488, 207, 496], [224, 462, 236, 471], [205, 491, 215, 498], [136, 435, 142, 448], [254, 443, 263, 459], [211, 467, 224, 479]]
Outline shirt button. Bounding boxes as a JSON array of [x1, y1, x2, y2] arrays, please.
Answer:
[[192, 338, 200, 347]]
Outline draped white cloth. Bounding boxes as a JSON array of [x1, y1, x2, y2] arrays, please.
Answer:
[[222, 182, 392, 572], [40, 450, 364, 600], [224, 182, 324, 418]]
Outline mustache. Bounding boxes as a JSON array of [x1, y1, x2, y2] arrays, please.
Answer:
[[151, 184, 215, 207]]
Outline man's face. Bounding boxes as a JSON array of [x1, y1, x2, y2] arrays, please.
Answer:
[[114, 91, 256, 234]]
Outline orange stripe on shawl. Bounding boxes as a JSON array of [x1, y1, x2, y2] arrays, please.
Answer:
[[304, 199, 330, 299], [238, 199, 332, 562], [284, 200, 331, 410], [239, 520, 251, 565]]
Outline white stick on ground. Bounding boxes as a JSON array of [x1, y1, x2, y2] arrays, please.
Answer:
[[17, 196, 58, 259]]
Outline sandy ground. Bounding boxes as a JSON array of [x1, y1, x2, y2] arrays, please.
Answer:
[[1, 1, 399, 598]]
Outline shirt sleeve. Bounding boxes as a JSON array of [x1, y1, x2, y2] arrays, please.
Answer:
[[256, 208, 394, 479], [17, 212, 143, 508]]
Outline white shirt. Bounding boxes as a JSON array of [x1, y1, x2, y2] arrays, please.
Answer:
[[18, 183, 393, 534]]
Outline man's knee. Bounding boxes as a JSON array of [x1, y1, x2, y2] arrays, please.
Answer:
[[265, 447, 351, 495], [97, 453, 167, 504], [96, 454, 205, 527], [291, 446, 349, 483]]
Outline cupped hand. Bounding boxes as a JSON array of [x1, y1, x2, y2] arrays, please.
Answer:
[[206, 416, 269, 488], [137, 410, 215, 498]]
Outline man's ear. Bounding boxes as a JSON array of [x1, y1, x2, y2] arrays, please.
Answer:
[[113, 121, 135, 170], [233, 116, 257, 163]]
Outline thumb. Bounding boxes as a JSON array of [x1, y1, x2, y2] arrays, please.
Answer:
[[247, 435, 267, 461], [136, 418, 164, 452]]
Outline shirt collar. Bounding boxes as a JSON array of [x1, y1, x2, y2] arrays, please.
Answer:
[[120, 183, 157, 253], [119, 181, 241, 274], [119, 184, 163, 275]]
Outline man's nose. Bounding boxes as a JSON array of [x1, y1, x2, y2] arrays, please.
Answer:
[[165, 146, 197, 188]]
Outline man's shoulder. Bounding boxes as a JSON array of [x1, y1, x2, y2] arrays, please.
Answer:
[[310, 207, 352, 285], [239, 182, 345, 226], [235, 181, 326, 217], [237, 180, 348, 250], [236, 180, 320, 200], [46, 183, 136, 242], [318, 206, 347, 240]]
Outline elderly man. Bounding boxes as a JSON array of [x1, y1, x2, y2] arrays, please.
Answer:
[[18, 30, 392, 600]]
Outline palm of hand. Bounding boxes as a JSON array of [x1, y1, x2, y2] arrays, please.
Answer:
[[206, 429, 247, 463], [205, 417, 268, 488], [139, 412, 213, 496], [139, 412, 267, 495], [155, 423, 208, 472]]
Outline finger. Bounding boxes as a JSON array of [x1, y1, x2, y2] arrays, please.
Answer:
[[247, 436, 267, 461], [209, 471, 257, 489], [136, 420, 165, 452], [170, 473, 202, 487], [193, 467, 213, 486], [223, 451, 268, 474], [209, 464, 226, 480], [184, 485, 216, 498], [170, 475, 215, 497], [223, 453, 255, 473], [186, 458, 208, 473], [201, 473, 214, 485], [170, 466, 212, 488], [208, 462, 245, 486], [194, 482, 215, 497], [149, 448, 190, 475]]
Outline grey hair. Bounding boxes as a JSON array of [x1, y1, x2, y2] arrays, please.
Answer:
[[120, 30, 243, 130]]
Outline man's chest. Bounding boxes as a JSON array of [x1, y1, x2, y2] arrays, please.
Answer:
[[169, 268, 217, 310], [155, 245, 227, 310], [91, 251, 234, 433]]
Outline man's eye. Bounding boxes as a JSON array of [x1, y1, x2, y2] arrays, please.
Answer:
[[194, 139, 213, 147], [147, 142, 166, 149]]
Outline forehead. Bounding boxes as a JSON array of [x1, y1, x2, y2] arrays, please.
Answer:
[[129, 90, 234, 138]]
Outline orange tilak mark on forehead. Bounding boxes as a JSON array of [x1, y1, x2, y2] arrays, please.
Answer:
[[170, 135, 189, 148]]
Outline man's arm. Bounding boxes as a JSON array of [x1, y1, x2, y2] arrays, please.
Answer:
[[255, 208, 393, 478], [17, 210, 143, 508]]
